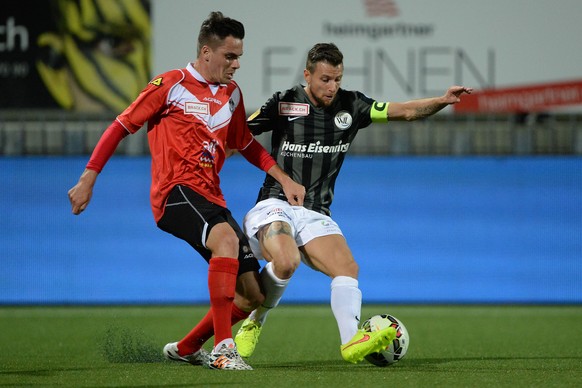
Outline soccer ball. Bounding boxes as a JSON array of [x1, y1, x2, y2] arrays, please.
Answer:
[[362, 314, 409, 367]]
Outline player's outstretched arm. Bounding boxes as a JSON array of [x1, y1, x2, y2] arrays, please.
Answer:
[[68, 120, 128, 215], [68, 169, 98, 215], [387, 86, 473, 121]]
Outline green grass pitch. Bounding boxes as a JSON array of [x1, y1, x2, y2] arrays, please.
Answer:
[[1, 305, 581, 387]]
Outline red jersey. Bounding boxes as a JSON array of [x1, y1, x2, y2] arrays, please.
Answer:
[[116, 64, 256, 221]]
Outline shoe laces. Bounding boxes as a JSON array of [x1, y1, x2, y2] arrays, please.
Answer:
[[241, 321, 261, 336], [213, 344, 249, 368], [216, 344, 237, 358]]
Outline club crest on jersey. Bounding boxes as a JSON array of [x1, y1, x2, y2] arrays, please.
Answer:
[[185, 101, 210, 115], [334, 111, 352, 130], [199, 140, 218, 168], [279, 102, 309, 117]]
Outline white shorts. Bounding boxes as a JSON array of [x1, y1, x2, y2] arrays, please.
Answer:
[[243, 198, 344, 268]]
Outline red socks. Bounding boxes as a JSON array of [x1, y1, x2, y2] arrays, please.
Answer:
[[208, 257, 239, 346], [177, 309, 213, 353], [177, 257, 252, 355], [177, 303, 251, 355], [231, 302, 251, 323]]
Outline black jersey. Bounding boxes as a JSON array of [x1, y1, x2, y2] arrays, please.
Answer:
[[249, 85, 376, 216]]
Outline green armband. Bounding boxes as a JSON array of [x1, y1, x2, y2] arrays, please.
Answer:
[[370, 102, 389, 123]]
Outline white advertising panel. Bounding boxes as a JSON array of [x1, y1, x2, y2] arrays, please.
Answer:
[[153, 0, 582, 112]]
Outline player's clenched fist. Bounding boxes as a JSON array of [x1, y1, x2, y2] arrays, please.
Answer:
[[68, 169, 98, 214]]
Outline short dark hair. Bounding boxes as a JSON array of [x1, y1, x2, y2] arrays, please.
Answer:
[[197, 11, 245, 54], [306, 43, 343, 72]]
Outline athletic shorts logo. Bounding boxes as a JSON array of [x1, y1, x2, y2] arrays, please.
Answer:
[[242, 245, 255, 259], [279, 102, 309, 117], [334, 111, 353, 130], [266, 207, 287, 218]]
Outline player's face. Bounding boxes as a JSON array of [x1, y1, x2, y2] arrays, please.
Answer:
[[304, 61, 343, 108], [203, 36, 243, 84]]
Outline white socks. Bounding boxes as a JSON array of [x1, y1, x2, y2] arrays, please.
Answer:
[[249, 265, 362, 346], [249, 261, 289, 325], [331, 276, 362, 344]]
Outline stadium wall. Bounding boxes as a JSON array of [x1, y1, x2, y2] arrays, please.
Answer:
[[153, 0, 582, 113], [2, 113, 582, 156], [1, 156, 580, 305]]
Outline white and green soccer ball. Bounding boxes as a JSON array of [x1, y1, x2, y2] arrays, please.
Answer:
[[362, 314, 409, 367]]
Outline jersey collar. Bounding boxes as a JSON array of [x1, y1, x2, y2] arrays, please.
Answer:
[[186, 63, 224, 94]]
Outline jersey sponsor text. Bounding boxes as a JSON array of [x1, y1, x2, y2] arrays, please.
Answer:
[[281, 140, 351, 154], [278, 102, 309, 116], [184, 101, 210, 115]]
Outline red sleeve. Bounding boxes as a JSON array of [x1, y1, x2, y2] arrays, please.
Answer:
[[226, 83, 255, 148], [86, 120, 129, 173], [117, 69, 181, 132], [239, 138, 277, 172]]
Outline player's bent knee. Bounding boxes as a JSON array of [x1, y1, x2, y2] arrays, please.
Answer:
[[348, 260, 359, 275], [208, 227, 240, 257], [272, 253, 300, 278], [222, 231, 240, 252]]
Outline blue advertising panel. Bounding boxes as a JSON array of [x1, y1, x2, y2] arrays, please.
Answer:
[[1, 156, 581, 304]]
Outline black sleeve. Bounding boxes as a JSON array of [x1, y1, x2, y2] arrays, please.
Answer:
[[247, 91, 281, 136], [354, 91, 375, 129]]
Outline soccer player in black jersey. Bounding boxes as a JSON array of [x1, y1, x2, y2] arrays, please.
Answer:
[[234, 43, 472, 363]]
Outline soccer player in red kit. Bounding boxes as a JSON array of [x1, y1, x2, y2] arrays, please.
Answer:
[[68, 12, 305, 370]]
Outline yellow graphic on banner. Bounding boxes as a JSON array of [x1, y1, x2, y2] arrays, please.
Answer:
[[36, 0, 151, 113]]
